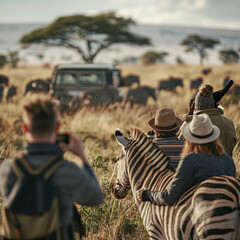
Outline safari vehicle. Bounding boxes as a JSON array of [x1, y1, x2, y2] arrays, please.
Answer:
[[50, 63, 122, 107]]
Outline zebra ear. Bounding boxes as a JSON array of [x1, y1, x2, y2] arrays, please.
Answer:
[[115, 129, 129, 148]]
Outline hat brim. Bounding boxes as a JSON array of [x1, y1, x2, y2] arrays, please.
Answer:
[[148, 116, 183, 132], [182, 122, 220, 144]]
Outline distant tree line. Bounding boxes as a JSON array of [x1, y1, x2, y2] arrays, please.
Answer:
[[0, 12, 239, 68]]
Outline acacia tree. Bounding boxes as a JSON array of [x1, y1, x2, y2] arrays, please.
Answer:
[[180, 34, 220, 65], [20, 12, 151, 63], [219, 49, 239, 63]]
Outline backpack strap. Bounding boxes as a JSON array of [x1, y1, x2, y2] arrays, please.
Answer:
[[11, 153, 64, 180], [10, 157, 24, 180]]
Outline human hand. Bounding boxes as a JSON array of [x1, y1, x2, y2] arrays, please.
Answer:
[[58, 131, 87, 164], [188, 98, 195, 115], [136, 188, 146, 203]]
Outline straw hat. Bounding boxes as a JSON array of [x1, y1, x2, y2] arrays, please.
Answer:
[[148, 108, 182, 132], [182, 114, 220, 144]]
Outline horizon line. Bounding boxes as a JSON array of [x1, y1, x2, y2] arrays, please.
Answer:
[[0, 21, 240, 32]]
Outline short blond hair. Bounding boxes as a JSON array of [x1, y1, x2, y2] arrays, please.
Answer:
[[22, 93, 58, 137]]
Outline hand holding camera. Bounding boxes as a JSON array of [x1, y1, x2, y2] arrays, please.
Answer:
[[56, 132, 87, 164]]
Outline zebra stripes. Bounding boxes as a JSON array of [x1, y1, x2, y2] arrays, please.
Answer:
[[111, 129, 240, 240]]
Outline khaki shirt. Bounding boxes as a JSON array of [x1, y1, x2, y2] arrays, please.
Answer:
[[179, 107, 236, 156]]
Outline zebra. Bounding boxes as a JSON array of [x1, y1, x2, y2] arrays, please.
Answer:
[[111, 128, 240, 240]]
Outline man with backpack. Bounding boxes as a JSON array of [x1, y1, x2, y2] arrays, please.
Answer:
[[0, 93, 103, 239]]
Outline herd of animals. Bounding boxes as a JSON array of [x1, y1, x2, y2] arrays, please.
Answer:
[[0, 68, 240, 111]]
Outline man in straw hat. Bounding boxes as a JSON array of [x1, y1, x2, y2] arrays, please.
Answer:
[[179, 83, 236, 156], [137, 114, 236, 206], [147, 107, 184, 169]]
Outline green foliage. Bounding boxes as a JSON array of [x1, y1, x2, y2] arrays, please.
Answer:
[[8, 50, 20, 68], [141, 50, 169, 65], [20, 12, 151, 63], [0, 54, 7, 67], [181, 34, 220, 65], [219, 49, 239, 63]]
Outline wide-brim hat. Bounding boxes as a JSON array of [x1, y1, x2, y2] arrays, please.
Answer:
[[182, 113, 220, 144], [148, 107, 183, 132]]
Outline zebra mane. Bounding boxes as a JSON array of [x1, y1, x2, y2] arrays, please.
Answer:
[[128, 128, 144, 142]]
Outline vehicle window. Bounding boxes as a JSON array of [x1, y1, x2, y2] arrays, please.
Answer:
[[56, 73, 77, 86], [80, 72, 106, 87]]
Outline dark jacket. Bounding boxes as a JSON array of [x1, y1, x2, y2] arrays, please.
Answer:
[[144, 151, 236, 205], [0, 142, 103, 239]]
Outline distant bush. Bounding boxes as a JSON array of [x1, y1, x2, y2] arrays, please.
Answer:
[[8, 50, 20, 68], [0, 54, 7, 67], [176, 56, 185, 65], [219, 49, 239, 63], [141, 50, 169, 65]]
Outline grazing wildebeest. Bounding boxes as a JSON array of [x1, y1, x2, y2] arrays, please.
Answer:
[[121, 74, 140, 87], [24, 79, 50, 95], [5, 85, 17, 102], [202, 68, 212, 75], [231, 85, 240, 96], [123, 86, 156, 107], [0, 85, 4, 102], [158, 79, 175, 92], [0, 74, 9, 86], [79, 88, 122, 109], [111, 128, 240, 240], [169, 76, 184, 88], [158, 77, 183, 93], [190, 77, 203, 90]]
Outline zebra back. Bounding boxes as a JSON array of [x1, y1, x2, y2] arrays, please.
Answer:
[[112, 128, 240, 240]]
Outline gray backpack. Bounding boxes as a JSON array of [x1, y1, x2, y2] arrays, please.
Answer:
[[1, 153, 64, 240]]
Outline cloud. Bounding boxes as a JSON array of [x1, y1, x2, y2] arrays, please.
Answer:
[[0, 0, 240, 29], [179, 0, 206, 10]]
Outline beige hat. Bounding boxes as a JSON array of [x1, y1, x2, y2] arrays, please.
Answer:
[[182, 114, 220, 144], [148, 107, 182, 132]]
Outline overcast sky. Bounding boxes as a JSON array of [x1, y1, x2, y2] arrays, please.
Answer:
[[1, 0, 240, 29]]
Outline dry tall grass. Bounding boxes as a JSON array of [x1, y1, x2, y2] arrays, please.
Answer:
[[0, 64, 240, 239]]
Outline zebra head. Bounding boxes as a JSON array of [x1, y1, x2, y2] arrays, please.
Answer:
[[111, 128, 173, 203], [111, 129, 131, 200]]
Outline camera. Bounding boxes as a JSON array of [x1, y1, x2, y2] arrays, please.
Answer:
[[56, 133, 69, 144]]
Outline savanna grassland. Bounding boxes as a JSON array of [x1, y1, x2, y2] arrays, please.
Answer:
[[0, 64, 240, 239]]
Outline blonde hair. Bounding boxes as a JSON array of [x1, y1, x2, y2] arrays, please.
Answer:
[[22, 93, 58, 137], [181, 139, 224, 157]]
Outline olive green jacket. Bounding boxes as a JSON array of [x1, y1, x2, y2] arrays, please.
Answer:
[[179, 107, 236, 156]]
